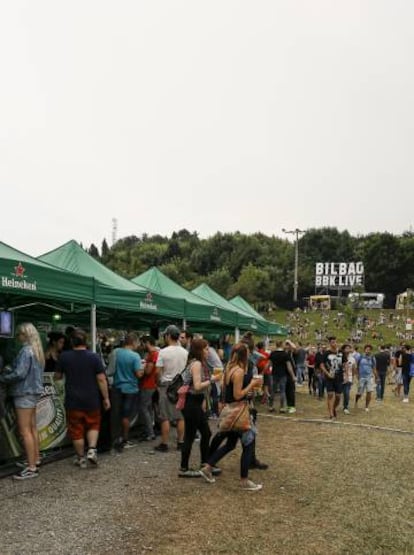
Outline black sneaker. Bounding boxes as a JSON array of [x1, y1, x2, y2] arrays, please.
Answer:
[[13, 467, 39, 480], [138, 435, 155, 442], [176, 441, 184, 451], [249, 460, 269, 470], [211, 466, 222, 476], [16, 459, 41, 469], [154, 443, 169, 453], [121, 440, 135, 449]]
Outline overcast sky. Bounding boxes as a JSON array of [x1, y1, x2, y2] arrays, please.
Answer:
[[1, 1, 413, 256]]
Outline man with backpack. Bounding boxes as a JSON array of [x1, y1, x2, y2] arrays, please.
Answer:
[[355, 344, 377, 412], [154, 325, 188, 453]]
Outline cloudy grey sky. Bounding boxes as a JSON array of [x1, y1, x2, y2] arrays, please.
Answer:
[[1, 1, 413, 256]]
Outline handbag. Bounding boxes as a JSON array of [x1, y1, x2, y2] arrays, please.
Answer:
[[175, 385, 190, 410], [218, 367, 251, 432], [218, 400, 251, 432]]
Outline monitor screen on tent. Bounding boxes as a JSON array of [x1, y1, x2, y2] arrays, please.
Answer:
[[0, 311, 13, 338]]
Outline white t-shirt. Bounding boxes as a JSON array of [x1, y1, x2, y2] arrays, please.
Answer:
[[344, 355, 356, 383], [156, 344, 188, 384]]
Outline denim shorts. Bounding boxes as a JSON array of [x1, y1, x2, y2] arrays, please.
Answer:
[[14, 394, 40, 409], [358, 376, 374, 395]]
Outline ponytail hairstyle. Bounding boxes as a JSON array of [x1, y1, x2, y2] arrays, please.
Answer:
[[226, 342, 249, 374], [18, 322, 45, 368]]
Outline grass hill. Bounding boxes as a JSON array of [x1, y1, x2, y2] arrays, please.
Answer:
[[268, 308, 414, 349]]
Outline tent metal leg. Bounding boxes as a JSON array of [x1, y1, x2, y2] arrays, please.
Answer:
[[90, 304, 97, 352]]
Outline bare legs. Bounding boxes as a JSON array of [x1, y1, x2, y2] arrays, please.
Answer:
[[16, 408, 39, 470]]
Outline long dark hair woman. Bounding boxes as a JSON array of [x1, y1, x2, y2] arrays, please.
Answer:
[[45, 332, 65, 373], [200, 342, 263, 491], [179, 338, 221, 478]]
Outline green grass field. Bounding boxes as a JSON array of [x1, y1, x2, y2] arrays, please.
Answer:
[[268, 308, 414, 349]]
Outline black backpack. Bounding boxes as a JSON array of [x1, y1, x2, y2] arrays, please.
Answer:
[[166, 367, 188, 404]]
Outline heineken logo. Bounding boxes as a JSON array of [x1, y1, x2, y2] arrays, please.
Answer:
[[139, 291, 158, 311], [14, 262, 26, 278], [1, 262, 37, 292], [210, 308, 221, 322]]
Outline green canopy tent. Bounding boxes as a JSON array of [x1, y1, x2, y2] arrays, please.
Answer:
[[229, 295, 287, 336], [192, 283, 267, 335], [0, 241, 94, 322], [131, 267, 239, 332], [38, 241, 187, 341]]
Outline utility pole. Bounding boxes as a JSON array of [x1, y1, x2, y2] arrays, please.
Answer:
[[282, 228, 306, 303], [112, 218, 118, 246]]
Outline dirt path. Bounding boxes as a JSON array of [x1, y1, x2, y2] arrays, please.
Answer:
[[2, 391, 414, 554]]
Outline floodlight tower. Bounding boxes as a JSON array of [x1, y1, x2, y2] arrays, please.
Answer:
[[282, 228, 306, 303], [112, 218, 118, 246]]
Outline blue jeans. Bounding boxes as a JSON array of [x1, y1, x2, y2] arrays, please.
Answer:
[[296, 364, 306, 384], [138, 389, 155, 438], [318, 374, 326, 398], [403, 373, 412, 397], [208, 432, 254, 479], [376, 373, 386, 400], [269, 374, 287, 409], [343, 383, 352, 410]]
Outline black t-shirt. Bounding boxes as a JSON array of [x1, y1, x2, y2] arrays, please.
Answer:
[[45, 355, 58, 373], [315, 351, 325, 370], [375, 352, 390, 374], [323, 350, 344, 381], [57, 349, 104, 410], [401, 352, 411, 375], [270, 350, 290, 378]]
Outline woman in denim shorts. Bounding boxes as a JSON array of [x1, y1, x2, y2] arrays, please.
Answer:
[[0, 323, 44, 480]]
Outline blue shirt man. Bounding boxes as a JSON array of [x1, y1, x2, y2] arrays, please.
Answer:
[[114, 347, 142, 393]]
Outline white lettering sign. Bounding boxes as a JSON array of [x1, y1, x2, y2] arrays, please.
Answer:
[[314, 262, 364, 290]]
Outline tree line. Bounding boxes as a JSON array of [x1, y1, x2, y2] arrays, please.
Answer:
[[87, 228, 414, 309]]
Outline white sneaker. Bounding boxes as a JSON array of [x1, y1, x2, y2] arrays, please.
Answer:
[[74, 456, 87, 469], [403, 398, 409, 403], [199, 466, 215, 484], [287, 407, 296, 414], [241, 480, 263, 492], [365, 408, 369, 413], [343, 409, 350, 415], [87, 448, 98, 465]]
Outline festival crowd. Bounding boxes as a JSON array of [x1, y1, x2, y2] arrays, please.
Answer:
[[0, 321, 413, 492]]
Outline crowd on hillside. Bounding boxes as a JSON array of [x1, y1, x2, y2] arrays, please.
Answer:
[[287, 309, 414, 343], [0, 321, 413, 491]]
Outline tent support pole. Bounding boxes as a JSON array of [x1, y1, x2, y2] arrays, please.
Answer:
[[91, 304, 97, 352], [182, 318, 187, 330], [235, 327, 240, 343]]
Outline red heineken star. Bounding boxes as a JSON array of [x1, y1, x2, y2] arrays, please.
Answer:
[[14, 262, 26, 278]]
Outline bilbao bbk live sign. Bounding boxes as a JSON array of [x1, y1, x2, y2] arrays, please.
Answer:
[[315, 262, 364, 289]]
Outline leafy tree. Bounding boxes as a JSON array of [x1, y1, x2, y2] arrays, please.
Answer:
[[100, 239, 109, 261], [228, 264, 271, 304], [94, 228, 414, 309], [88, 243, 100, 259]]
